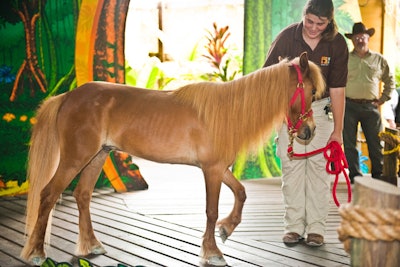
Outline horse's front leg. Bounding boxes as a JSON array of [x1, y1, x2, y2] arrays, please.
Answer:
[[217, 169, 246, 242], [200, 166, 227, 266], [73, 150, 109, 256]]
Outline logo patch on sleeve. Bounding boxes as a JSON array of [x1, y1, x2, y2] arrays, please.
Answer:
[[321, 56, 331, 66]]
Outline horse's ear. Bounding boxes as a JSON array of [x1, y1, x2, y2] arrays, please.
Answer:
[[299, 52, 309, 71]]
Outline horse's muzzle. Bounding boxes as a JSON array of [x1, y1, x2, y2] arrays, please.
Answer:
[[296, 124, 316, 141]]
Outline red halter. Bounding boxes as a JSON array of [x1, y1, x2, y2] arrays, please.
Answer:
[[286, 64, 313, 156], [285, 64, 352, 207]]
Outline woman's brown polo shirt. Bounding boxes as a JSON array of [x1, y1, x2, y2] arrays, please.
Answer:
[[263, 22, 349, 98]]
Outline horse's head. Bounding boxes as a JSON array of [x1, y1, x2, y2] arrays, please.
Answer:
[[286, 52, 325, 146]]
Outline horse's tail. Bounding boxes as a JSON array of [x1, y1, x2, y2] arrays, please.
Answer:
[[24, 93, 66, 242]]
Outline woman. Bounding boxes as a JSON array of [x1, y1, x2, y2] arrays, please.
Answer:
[[263, 0, 348, 246]]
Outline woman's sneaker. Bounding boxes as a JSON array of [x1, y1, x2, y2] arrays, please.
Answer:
[[282, 232, 303, 244], [306, 233, 324, 246]]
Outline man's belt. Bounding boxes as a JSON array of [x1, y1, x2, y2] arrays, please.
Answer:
[[346, 97, 376, 104]]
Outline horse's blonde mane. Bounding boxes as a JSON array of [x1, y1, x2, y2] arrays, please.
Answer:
[[290, 56, 326, 100], [173, 59, 293, 162], [309, 62, 326, 99]]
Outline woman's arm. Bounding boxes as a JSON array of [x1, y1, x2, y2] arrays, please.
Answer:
[[328, 86, 345, 144]]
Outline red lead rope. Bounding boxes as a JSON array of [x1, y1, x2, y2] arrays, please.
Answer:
[[288, 141, 352, 207]]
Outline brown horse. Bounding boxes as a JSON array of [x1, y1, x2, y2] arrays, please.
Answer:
[[21, 52, 325, 266]]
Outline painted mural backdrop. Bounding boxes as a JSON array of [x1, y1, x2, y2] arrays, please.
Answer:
[[0, 0, 148, 196], [0, 0, 78, 195], [75, 0, 128, 85]]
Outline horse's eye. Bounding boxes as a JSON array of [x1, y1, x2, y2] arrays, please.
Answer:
[[312, 88, 317, 95]]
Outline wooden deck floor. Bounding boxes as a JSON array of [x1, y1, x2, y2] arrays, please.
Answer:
[[0, 159, 351, 267]]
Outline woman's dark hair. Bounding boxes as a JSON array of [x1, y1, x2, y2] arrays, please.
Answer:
[[303, 0, 338, 41]]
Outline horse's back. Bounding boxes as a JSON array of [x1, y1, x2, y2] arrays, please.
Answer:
[[59, 82, 174, 119], [65, 81, 157, 105], [56, 82, 212, 164]]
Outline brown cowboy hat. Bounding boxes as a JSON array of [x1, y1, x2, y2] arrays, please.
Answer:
[[345, 22, 375, 39]]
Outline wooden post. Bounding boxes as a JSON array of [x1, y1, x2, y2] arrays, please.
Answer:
[[350, 177, 400, 267], [381, 127, 398, 186]]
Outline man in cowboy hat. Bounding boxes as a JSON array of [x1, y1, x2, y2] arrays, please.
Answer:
[[343, 22, 396, 183]]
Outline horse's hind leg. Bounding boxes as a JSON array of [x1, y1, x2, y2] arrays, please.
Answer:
[[217, 169, 246, 242], [23, 161, 86, 265], [73, 149, 109, 256]]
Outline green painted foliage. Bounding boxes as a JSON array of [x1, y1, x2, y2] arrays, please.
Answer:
[[0, 0, 78, 183], [243, 0, 271, 74]]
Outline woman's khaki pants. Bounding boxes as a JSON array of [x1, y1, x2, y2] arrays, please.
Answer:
[[276, 98, 333, 236]]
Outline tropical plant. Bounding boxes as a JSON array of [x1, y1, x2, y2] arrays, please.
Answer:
[[202, 22, 241, 82]]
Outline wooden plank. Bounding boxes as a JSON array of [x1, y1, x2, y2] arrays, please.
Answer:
[[0, 211, 81, 266], [0, 200, 158, 267], [0, 159, 351, 267], [62, 190, 317, 266], [0, 236, 27, 266], [230, 238, 350, 266], [0, 250, 26, 267], [94, 189, 350, 266], [57, 196, 276, 266], [113, 162, 350, 266]]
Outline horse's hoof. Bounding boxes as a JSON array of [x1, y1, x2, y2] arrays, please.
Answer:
[[31, 256, 46, 266], [200, 255, 227, 266], [219, 226, 228, 243], [91, 245, 107, 255]]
